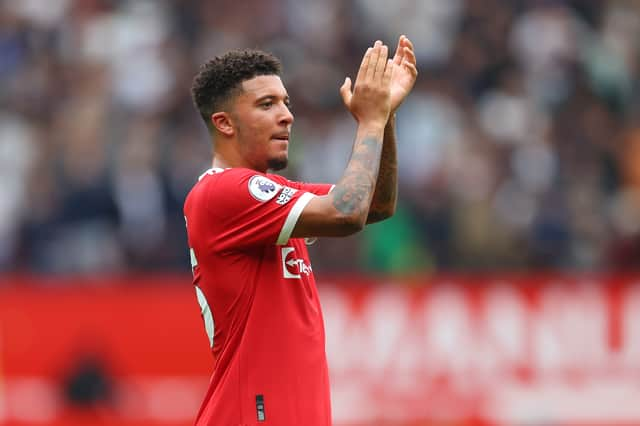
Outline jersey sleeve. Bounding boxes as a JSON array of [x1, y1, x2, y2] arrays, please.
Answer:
[[203, 169, 317, 249]]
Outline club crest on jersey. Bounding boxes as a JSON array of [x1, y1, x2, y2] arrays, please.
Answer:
[[281, 247, 312, 279], [248, 175, 282, 202]]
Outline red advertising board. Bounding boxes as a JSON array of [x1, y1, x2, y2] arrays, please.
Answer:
[[1, 274, 640, 425]]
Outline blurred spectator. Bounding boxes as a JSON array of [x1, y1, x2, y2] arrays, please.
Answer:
[[1, 0, 640, 276], [62, 352, 114, 409], [0, 113, 36, 268]]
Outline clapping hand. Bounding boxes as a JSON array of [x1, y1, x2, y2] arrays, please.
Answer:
[[341, 36, 417, 118], [388, 35, 418, 113], [340, 40, 393, 126]]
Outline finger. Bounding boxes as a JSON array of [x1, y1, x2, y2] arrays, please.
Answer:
[[403, 61, 418, 77], [402, 36, 415, 52], [366, 42, 381, 81], [393, 35, 405, 66], [403, 46, 417, 66], [355, 47, 372, 84], [374, 44, 389, 80], [382, 58, 394, 87], [339, 77, 352, 106]]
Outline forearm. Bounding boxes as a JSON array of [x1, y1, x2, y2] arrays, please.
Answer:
[[331, 124, 386, 229], [367, 114, 398, 223]]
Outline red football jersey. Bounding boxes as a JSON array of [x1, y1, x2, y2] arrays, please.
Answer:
[[184, 167, 333, 426]]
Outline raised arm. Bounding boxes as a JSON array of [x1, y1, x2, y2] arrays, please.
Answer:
[[291, 41, 393, 238], [343, 35, 417, 224]]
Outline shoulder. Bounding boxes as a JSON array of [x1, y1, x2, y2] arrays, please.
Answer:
[[195, 168, 290, 203], [198, 168, 290, 184], [265, 173, 301, 189], [194, 167, 255, 191]]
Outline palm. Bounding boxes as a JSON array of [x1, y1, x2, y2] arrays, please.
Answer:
[[390, 61, 415, 111], [389, 36, 418, 113]]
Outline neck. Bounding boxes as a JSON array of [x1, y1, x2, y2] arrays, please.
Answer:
[[212, 136, 247, 170], [212, 155, 230, 169], [212, 150, 267, 173]]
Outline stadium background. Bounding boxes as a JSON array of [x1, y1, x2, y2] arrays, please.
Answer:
[[2, 0, 640, 425]]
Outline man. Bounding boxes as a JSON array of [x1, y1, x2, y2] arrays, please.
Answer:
[[184, 36, 417, 425]]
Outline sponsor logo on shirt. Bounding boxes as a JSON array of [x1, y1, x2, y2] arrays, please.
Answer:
[[248, 175, 282, 202], [276, 186, 297, 205], [281, 247, 312, 279]]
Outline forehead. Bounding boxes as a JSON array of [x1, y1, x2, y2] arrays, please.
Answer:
[[239, 75, 288, 100]]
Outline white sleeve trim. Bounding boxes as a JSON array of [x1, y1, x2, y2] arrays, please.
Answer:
[[276, 192, 315, 245]]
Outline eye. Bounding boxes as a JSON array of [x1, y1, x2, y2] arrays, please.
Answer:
[[260, 101, 273, 109]]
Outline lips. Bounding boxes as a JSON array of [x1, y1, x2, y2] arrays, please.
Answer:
[[272, 133, 289, 141], [272, 134, 289, 143]]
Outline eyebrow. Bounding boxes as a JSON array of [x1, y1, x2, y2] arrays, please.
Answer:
[[255, 94, 290, 104]]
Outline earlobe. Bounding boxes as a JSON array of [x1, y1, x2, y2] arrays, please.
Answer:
[[211, 112, 234, 136]]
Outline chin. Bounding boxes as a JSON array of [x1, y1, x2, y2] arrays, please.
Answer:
[[267, 157, 288, 171]]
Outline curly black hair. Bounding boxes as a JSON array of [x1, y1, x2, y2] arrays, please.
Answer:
[[191, 49, 282, 133]]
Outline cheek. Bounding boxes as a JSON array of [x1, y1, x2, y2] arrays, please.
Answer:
[[239, 115, 268, 138], [236, 117, 258, 140], [237, 122, 271, 158]]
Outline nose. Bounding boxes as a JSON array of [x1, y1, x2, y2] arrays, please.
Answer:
[[279, 104, 294, 126]]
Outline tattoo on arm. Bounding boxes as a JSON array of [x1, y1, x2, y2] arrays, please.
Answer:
[[367, 117, 398, 223], [332, 136, 383, 218]]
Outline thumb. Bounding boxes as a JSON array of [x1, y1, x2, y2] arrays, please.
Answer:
[[339, 77, 352, 107]]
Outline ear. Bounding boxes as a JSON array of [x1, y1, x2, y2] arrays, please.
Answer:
[[211, 112, 235, 136]]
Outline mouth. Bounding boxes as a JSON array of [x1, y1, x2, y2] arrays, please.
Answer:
[[271, 132, 290, 142]]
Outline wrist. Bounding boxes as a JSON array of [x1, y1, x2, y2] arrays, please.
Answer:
[[357, 118, 387, 134], [386, 113, 396, 127]]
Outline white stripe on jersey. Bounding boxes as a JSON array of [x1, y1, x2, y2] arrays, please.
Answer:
[[276, 192, 315, 245]]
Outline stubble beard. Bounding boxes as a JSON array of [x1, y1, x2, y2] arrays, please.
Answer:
[[267, 157, 288, 171], [235, 123, 288, 171]]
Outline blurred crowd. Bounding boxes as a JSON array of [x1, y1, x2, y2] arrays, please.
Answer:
[[1, 0, 640, 275]]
